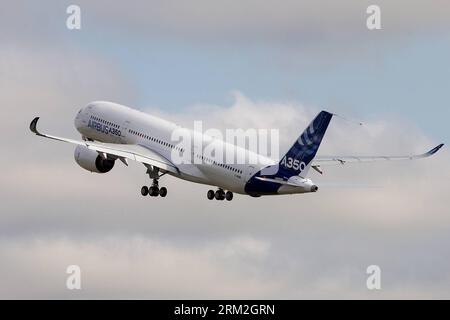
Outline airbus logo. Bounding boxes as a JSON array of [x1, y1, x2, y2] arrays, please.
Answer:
[[88, 119, 121, 136]]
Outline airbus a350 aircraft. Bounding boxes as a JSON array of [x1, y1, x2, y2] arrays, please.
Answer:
[[30, 101, 443, 201]]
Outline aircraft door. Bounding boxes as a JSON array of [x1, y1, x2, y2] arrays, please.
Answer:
[[120, 120, 131, 143]]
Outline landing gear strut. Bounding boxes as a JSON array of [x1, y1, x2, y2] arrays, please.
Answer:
[[141, 166, 168, 198], [149, 179, 159, 197], [207, 188, 233, 201]]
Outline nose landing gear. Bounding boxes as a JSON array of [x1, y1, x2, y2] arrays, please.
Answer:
[[207, 188, 233, 201]]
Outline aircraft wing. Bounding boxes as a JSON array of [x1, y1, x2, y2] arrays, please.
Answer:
[[29, 117, 179, 174], [312, 144, 444, 168]]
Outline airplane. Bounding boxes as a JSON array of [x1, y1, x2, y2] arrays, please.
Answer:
[[29, 101, 444, 201]]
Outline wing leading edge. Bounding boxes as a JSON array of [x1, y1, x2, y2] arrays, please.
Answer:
[[30, 117, 179, 174]]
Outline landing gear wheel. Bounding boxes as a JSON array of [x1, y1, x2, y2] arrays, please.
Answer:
[[144, 167, 169, 198], [159, 187, 167, 197], [141, 186, 149, 196], [215, 189, 225, 200], [149, 186, 160, 197], [225, 191, 233, 201], [207, 190, 215, 200]]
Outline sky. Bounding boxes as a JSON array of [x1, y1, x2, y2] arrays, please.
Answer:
[[0, 1, 449, 299]]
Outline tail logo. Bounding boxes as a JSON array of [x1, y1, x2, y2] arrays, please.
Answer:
[[298, 123, 319, 146], [280, 156, 306, 173], [277, 110, 333, 178]]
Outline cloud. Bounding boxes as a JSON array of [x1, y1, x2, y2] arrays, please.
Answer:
[[71, 0, 450, 52], [0, 45, 138, 136], [3, 1, 449, 59], [153, 92, 450, 228], [2, 88, 450, 298], [0, 236, 280, 299], [2, 231, 450, 299]]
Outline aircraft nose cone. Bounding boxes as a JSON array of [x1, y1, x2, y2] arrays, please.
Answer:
[[74, 115, 81, 130]]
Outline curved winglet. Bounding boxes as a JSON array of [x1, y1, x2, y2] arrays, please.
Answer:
[[425, 144, 444, 157], [30, 117, 41, 135]]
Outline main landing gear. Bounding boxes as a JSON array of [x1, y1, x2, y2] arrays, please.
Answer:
[[207, 188, 233, 201], [141, 180, 167, 198], [141, 166, 167, 198]]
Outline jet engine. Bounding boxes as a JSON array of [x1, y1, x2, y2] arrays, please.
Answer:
[[74, 145, 115, 173]]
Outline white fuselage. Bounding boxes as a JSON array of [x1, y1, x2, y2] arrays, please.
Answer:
[[74, 101, 276, 194]]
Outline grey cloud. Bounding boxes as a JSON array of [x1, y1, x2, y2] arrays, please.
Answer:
[[3, 1, 449, 50], [1, 231, 450, 299], [78, 0, 450, 48], [0, 236, 281, 299]]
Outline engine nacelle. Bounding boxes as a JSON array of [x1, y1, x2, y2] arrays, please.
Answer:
[[74, 145, 115, 173]]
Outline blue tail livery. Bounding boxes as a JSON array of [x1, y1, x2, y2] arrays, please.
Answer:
[[277, 110, 333, 179], [245, 111, 333, 195]]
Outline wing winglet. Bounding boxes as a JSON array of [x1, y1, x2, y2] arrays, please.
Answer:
[[426, 144, 444, 157], [30, 117, 41, 135]]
